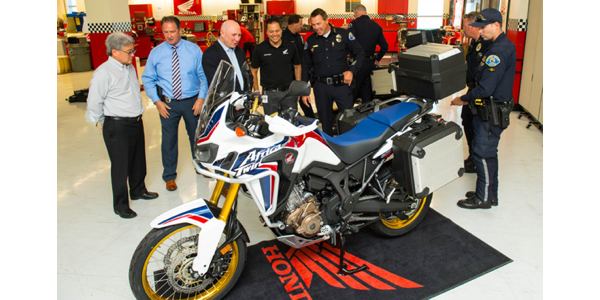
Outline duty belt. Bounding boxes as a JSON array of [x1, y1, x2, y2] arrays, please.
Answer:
[[316, 74, 345, 86], [471, 97, 513, 129]]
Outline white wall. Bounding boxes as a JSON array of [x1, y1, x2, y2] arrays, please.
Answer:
[[297, 0, 377, 15], [508, 0, 529, 19], [85, 0, 130, 23], [409, 0, 419, 14], [203, 0, 244, 16]]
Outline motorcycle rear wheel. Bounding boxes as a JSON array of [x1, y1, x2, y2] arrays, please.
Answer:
[[371, 193, 432, 237], [129, 223, 247, 300]]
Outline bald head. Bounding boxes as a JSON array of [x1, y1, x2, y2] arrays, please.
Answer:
[[219, 20, 241, 49]]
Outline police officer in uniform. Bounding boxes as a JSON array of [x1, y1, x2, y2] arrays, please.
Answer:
[[302, 8, 365, 135], [451, 8, 515, 209], [348, 4, 388, 103], [462, 11, 491, 173], [283, 14, 315, 118]]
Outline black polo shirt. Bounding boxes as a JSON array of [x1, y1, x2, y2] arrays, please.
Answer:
[[282, 28, 304, 63], [251, 40, 301, 90]]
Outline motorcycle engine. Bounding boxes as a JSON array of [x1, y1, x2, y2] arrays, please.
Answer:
[[284, 183, 322, 237]]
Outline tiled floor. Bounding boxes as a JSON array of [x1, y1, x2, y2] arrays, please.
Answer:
[[57, 70, 542, 299]]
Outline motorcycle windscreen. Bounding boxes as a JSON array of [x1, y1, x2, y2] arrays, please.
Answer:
[[195, 61, 236, 140]]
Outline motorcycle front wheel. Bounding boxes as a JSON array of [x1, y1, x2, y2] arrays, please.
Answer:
[[371, 193, 432, 237], [129, 223, 247, 300]]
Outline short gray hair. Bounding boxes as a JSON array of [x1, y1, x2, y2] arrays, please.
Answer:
[[105, 32, 134, 56], [353, 4, 367, 13]]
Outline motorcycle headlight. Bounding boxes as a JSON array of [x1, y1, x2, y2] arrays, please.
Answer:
[[194, 143, 219, 163]]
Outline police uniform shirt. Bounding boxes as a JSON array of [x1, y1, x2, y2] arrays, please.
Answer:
[[302, 26, 365, 81], [251, 40, 300, 90], [282, 28, 304, 62], [466, 38, 491, 87], [349, 15, 388, 60], [460, 32, 516, 103]]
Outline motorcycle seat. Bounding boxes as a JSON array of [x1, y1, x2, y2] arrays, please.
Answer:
[[322, 102, 421, 164]]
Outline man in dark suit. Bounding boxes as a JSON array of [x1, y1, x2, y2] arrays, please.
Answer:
[[202, 20, 252, 92]]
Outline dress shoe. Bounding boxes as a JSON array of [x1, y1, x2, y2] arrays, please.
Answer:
[[465, 191, 498, 206], [131, 191, 159, 200], [457, 195, 491, 209], [166, 180, 177, 191], [464, 159, 476, 173], [114, 208, 137, 218]]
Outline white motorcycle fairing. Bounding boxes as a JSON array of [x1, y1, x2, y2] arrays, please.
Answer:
[[150, 199, 225, 276]]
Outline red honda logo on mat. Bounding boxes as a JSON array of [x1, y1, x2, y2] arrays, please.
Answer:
[[261, 242, 423, 299]]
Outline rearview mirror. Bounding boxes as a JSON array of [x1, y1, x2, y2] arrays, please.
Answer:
[[287, 80, 311, 97]]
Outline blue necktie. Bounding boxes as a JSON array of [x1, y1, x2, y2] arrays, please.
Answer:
[[171, 46, 182, 99]]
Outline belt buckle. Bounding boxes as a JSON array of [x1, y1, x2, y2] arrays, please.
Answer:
[[326, 77, 333, 85], [165, 96, 171, 104]]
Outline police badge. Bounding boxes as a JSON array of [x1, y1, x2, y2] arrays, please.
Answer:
[[336, 34, 342, 43], [476, 43, 482, 52]]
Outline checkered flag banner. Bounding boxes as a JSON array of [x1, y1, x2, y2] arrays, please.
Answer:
[[87, 22, 132, 33], [507, 18, 527, 31]]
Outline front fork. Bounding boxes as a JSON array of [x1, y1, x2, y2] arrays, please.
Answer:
[[192, 180, 240, 274], [208, 180, 241, 221]]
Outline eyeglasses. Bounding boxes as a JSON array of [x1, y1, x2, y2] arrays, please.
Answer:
[[117, 48, 137, 55]]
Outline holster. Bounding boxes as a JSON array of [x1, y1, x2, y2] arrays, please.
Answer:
[[497, 100, 514, 129], [473, 97, 513, 129]]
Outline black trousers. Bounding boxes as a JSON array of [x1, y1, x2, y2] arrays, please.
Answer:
[[102, 118, 147, 211], [353, 61, 375, 103], [313, 82, 353, 135], [472, 115, 504, 202], [461, 105, 475, 161], [298, 96, 315, 118]]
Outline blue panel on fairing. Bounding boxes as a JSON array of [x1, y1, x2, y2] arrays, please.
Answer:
[[259, 176, 271, 210]]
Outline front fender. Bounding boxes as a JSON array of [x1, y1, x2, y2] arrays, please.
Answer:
[[150, 198, 226, 275], [150, 199, 216, 229]]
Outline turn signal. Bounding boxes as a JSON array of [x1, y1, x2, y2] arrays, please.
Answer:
[[235, 126, 246, 137]]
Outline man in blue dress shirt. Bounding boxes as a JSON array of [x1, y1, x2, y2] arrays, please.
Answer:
[[142, 16, 208, 192]]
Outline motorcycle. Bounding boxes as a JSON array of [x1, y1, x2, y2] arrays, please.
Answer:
[[129, 61, 464, 299]]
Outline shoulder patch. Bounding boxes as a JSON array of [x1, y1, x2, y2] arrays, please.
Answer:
[[348, 32, 356, 41], [485, 55, 501, 67]]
